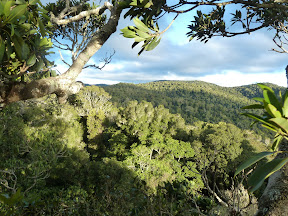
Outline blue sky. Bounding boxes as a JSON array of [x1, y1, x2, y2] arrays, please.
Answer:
[[45, 0, 288, 87]]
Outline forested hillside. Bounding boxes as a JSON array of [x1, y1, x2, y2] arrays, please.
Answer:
[[0, 86, 269, 215], [103, 81, 285, 137]]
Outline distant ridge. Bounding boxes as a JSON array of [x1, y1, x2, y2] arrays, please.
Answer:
[[102, 80, 285, 137]]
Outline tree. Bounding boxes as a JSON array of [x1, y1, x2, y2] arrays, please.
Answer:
[[1, 0, 288, 107], [2, 0, 288, 213]]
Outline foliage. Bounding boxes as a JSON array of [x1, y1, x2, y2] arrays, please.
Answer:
[[0, 85, 269, 214], [103, 81, 281, 139], [0, 0, 54, 83], [235, 83, 288, 192], [45, 0, 107, 65]]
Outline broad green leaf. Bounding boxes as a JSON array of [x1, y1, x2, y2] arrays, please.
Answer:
[[263, 90, 282, 112], [257, 83, 274, 93], [4, 0, 13, 17], [145, 37, 161, 51], [248, 157, 288, 192], [7, 4, 27, 22], [241, 104, 264, 109], [133, 18, 150, 32], [264, 103, 282, 118], [121, 27, 136, 38], [270, 117, 288, 134], [134, 36, 145, 42], [27, 54, 36, 66], [234, 151, 275, 177], [135, 29, 150, 39]]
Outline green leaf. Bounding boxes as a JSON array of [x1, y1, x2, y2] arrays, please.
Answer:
[[4, 0, 14, 17], [133, 18, 150, 32], [11, 35, 24, 59], [270, 117, 288, 134], [263, 90, 282, 112], [134, 36, 145, 42], [241, 104, 264, 109], [28, 0, 39, 6], [21, 42, 29, 60], [120, 27, 136, 38], [241, 113, 277, 129], [27, 54, 36, 66], [248, 157, 288, 193], [264, 103, 282, 118], [234, 151, 275, 177], [253, 97, 264, 103], [29, 29, 38, 35], [7, 4, 27, 22], [145, 37, 161, 51], [38, 19, 45, 37], [257, 83, 274, 93], [135, 29, 150, 39]]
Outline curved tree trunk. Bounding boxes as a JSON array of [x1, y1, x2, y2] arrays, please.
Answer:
[[0, 1, 123, 107], [256, 140, 288, 216]]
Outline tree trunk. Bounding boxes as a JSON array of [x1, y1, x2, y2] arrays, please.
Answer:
[[0, 1, 122, 107], [256, 140, 288, 216]]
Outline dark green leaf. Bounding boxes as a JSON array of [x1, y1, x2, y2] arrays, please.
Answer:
[[27, 54, 36, 66], [234, 151, 275, 177], [7, 4, 27, 22], [248, 157, 288, 192], [263, 90, 282, 112]]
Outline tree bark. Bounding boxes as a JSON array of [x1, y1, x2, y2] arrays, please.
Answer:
[[256, 139, 288, 216], [0, 1, 122, 107]]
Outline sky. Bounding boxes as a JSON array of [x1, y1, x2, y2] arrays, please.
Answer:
[[46, 0, 288, 87]]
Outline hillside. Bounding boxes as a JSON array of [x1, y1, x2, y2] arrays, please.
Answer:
[[103, 81, 285, 136]]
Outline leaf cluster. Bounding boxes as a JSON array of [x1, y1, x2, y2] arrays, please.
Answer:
[[0, 0, 54, 83], [236, 83, 288, 192]]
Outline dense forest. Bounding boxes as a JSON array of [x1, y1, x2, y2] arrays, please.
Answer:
[[103, 81, 285, 138], [0, 83, 276, 215]]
